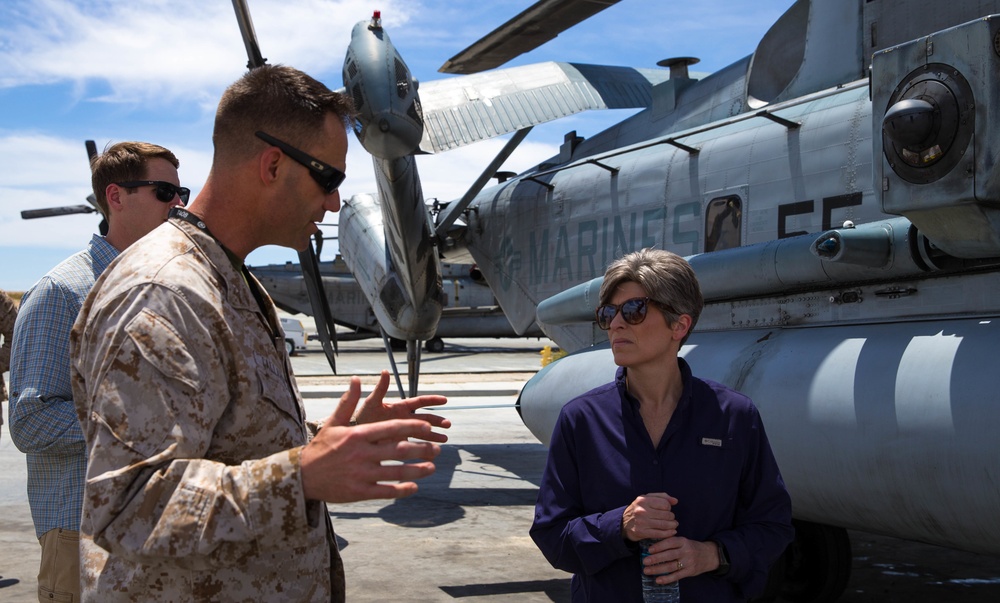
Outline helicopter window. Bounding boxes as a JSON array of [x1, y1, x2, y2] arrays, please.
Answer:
[[705, 196, 742, 252]]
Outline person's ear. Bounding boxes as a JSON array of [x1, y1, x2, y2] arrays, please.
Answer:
[[259, 146, 282, 185], [105, 183, 124, 212], [672, 314, 693, 341]]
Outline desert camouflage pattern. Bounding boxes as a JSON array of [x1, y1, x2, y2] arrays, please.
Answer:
[[0, 289, 15, 403], [71, 217, 344, 602]]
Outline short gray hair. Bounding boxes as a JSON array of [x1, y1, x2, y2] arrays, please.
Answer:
[[599, 248, 703, 343]]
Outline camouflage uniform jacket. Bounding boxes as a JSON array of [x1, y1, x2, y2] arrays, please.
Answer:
[[0, 289, 15, 404], [70, 215, 344, 602]]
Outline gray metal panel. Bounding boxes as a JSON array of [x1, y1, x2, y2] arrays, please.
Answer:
[[418, 62, 671, 153], [863, 0, 1000, 56]]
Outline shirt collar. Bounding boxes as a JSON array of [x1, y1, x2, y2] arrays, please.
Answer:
[[615, 358, 695, 412], [88, 233, 121, 275]]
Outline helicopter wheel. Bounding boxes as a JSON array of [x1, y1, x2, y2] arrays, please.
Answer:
[[425, 337, 444, 353], [749, 546, 787, 603], [780, 520, 851, 603]]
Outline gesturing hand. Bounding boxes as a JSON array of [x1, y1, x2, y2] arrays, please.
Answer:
[[300, 376, 442, 503], [350, 370, 451, 444]]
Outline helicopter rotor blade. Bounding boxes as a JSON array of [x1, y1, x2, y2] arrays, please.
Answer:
[[300, 241, 339, 373], [439, 0, 623, 74], [229, 0, 340, 374], [21, 205, 97, 220], [405, 340, 421, 398], [231, 0, 266, 69], [380, 328, 407, 399], [83, 139, 110, 235]]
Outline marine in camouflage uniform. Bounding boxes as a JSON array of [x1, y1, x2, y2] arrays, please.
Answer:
[[71, 215, 344, 601], [70, 65, 449, 603], [1, 288, 16, 407]]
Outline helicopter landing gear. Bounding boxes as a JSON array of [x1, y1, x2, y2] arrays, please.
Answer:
[[424, 337, 444, 353]]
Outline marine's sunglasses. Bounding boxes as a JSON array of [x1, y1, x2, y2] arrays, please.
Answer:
[[116, 181, 190, 204], [255, 131, 346, 194], [595, 296, 680, 330]]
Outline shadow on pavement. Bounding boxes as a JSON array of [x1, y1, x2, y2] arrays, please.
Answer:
[[334, 443, 548, 528], [439, 578, 570, 600]]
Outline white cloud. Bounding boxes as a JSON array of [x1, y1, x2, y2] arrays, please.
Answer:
[[0, 0, 419, 107]]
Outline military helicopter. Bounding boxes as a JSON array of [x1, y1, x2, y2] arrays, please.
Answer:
[[249, 249, 542, 353], [320, 0, 1000, 601]]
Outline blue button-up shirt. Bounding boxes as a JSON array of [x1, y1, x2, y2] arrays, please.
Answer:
[[9, 234, 119, 538], [530, 359, 793, 602]]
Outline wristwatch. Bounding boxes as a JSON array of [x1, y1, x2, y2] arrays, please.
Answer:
[[713, 541, 730, 576]]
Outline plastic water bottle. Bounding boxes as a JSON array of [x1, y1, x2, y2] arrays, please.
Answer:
[[640, 539, 680, 603]]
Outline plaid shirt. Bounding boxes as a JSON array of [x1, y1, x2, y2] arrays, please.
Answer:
[[9, 234, 119, 538]]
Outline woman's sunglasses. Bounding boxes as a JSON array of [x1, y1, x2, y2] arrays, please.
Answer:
[[595, 297, 679, 330], [116, 181, 190, 204]]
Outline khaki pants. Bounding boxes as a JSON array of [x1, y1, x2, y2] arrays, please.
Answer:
[[37, 528, 79, 603]]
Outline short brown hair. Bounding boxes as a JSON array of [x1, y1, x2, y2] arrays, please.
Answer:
[[91, 141, 180, 218], [599, 248, 704, 343], [212, 64, 356, 164]]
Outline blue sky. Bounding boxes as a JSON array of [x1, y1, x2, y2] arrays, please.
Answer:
[[0, 0, 793, 292]]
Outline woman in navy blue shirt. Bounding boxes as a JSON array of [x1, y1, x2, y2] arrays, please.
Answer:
[[530, 248, 793, 602]]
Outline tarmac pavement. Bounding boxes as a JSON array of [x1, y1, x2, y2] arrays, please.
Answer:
[[2, 335, 999, 601]]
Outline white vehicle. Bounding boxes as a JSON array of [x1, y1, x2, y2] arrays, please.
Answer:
[[279, 317, 308, 356]]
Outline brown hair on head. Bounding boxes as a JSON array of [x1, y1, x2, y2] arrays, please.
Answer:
[[598, 248, 704, 344], [90, 141, 180, 218], [212, 64, 357, 164]]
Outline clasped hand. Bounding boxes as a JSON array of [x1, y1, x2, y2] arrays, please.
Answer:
[[622, 492, 678, 543], [623, 492, 721, 583]]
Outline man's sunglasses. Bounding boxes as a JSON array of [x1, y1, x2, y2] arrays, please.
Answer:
[[255, 131, 346, 194], [595, 297, 679, 330], [116, 181, 190, 204]]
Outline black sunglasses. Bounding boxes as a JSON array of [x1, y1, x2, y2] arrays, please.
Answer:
[[255, 131, 346, 194], [595, 297, 679, 330], [116, 181, 190, 204]]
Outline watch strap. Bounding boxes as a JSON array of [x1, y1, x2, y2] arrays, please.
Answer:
[[712, 540, 730, 576]]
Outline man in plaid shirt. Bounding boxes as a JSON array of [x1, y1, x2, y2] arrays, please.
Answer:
[[8, 141, 187, 602]]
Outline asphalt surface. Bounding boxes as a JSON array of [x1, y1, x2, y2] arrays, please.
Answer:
[[2, 335, 999, 602]]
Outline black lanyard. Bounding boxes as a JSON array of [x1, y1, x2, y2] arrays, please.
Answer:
[[169, 208, 280, 343]]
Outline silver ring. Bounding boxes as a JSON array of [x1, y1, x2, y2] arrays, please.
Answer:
[[677, 560, 684, 571]]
